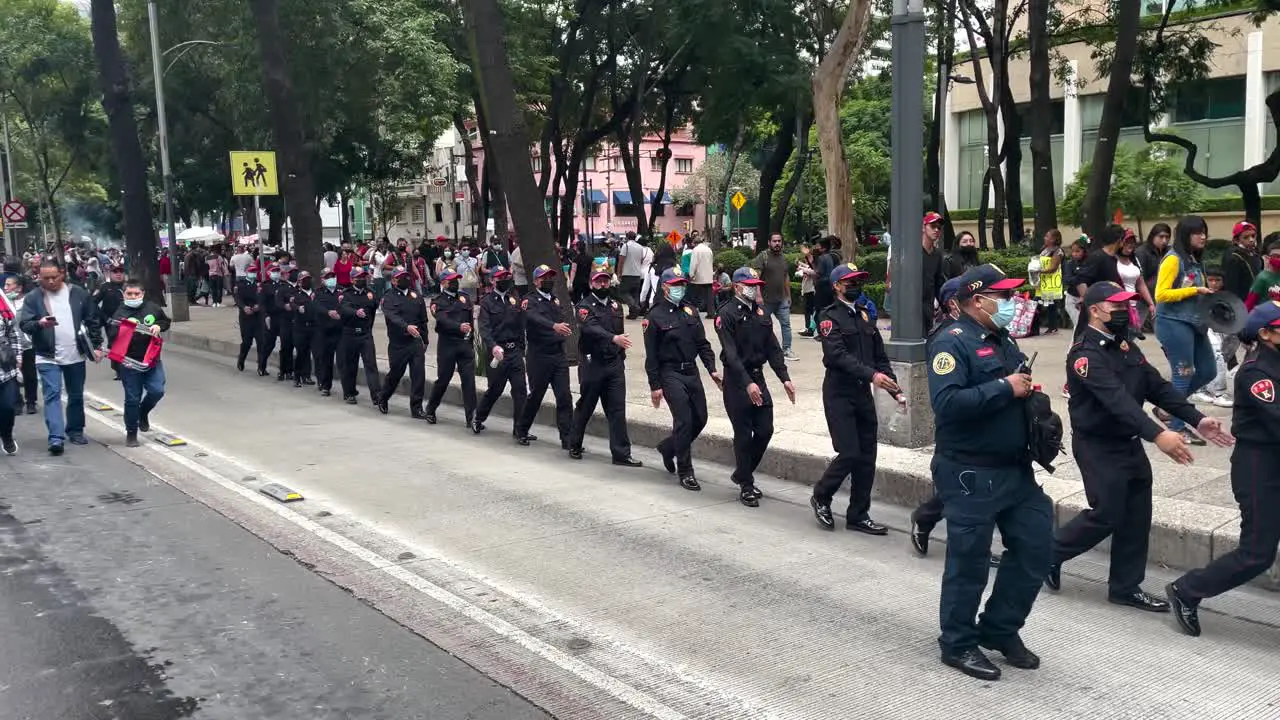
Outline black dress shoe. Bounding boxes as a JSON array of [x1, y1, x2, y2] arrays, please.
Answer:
[[678, 473, 700, 491], [746, 485, 763, 500], [257, 368, 269, 377], [612, 456, 643, 468], [67, 433, 88, 446], [847, 517, 888, 536], [1166, 582, 1201, 637], [424, 412, 437, 424], [739, 485, 759, 507], [277, 372, 287, 381], [810, 496, 835, 530], [910, 517, 932, 556], [24, 403, 36, 415], [237, 359, 245, 372], [411, 408, 427, 420], [979, 636, 1040, 669], [1045, 564, 1061, 591], [294, 378, 303, 388], [471, 420, 485, 434], [48, 443, 64, 456], [658, 445, 675, 474], [516, 434, 532, 446], [302, 376, 316, 385], [375, 401, 389, 415], [568, 447, 583, 459], [1108, 589, 1171, 613], [320, 389, 331, 397], [344, 396, 357, 405], [940, 648, 1001, 681]]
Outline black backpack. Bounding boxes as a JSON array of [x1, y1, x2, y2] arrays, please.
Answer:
[[1025, 389, 1064, 473]]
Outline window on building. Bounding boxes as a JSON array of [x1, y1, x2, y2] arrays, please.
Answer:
[[433, 203, 444, 223], [1142, 0, 1205, 16], [650, 156, 664, 171], [411, 206, 424, 223], [583, 155, 596, 171], [1015, 100, 1067, 137], [675, 202, 696, 217], [1173, 76, 1247, 123], [531, 155, 543, 173], [675, 158, 693, 174], [611, 156, 623, 171]]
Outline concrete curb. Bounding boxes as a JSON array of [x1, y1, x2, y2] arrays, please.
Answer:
[[164, 328, 1277, 590]]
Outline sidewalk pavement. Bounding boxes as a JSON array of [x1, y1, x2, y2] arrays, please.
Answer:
[[161, 303, 1275, 589]]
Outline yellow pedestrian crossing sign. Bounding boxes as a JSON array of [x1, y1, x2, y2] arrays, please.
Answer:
[[730, 191, 746, 211], [230, 151, 279, 196]]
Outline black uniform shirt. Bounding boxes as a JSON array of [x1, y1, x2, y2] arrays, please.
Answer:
[[381, 286, 428, 346], [233, 278, 261, 315], [1066, 327, 1203, 442], [715, 297, 789, 388], [928, 314, 1029, 459], [817, 300, 893, 389], [479, 291, 525, 353], [643, 299, 717, 390], [291, 285, 315, 327], [275, 282, 297, 322], [522, 290, 568, 354], [311, 286, 343, 332], [339, 285, 379, 335], [260, 279, 281, 314], [576, 292, 625, 362], [1232, 343, 1280, 447], [430, 290, 473, 341]]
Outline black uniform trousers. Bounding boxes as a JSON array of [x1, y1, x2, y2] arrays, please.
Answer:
[[1052, 435, 1153, 595], [723, 370, 773, 487], [238, 315, 262, 366], [293, 323, 313, 379], [426, 339, 477, 420], [339, 333, 381, 400], [517, 351, 572, 443], [276, 316, 295, 376], [476, 347, 528, 428], [569, 357, 631, 459], [1175, 444, 1280, 602], [813, 382, 878, 521], [259, 313, 281, 372], [656, 366, 708, 475], [381, 340, 426, 410], [313, 330, 340, 391]]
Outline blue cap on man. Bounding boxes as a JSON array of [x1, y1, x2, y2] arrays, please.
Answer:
[[829, 262, 870, 286], [731, 267, 764, 285], [954, 263, 1025, 300], [660, 266, 689, 285], [532, 264, 556, 280], [1243, 300, 1280, 340]]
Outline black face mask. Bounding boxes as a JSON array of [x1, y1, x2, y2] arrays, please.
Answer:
[[497, 279, 513, 293], [354, 279, 368, 289], [842, 284, 862, 301], [395, 279, 411, 291], [300, 280, 312, 291], [959, 246, 978, 258], [592, 287, 610, 301], [446, 281, 460, 294], [538, 281, 554, 293], [1104, 308, 1130, 338]]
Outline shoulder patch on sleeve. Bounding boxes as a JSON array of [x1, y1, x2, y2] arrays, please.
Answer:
[[976, 346, 995, 358], [932, 352, 956, 375], [521, 298, 529, 310], [683, 306, 694, 315], [819, 319, 833, 336], [1073, 356, 1089, 378], [578, 307, 589, 320], [1251, 378, 1275, 403], [948, 326, 964, 335], [714, 316, 722, 329]]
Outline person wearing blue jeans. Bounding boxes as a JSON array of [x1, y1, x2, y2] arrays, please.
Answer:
[[753, 234, 796, 359], [1152, 215, 1215, 445], [108, 280, 170, 447]]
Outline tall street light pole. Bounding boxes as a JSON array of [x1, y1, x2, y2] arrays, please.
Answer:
[[147, 0, 188, 320]]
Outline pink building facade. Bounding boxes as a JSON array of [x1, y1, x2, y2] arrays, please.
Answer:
[[475, 128, 709, 238]]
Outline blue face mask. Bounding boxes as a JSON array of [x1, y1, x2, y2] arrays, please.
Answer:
[[984, 296, 1017, 329], [668, 286, 686, 303], [324, 278, 337, 290]]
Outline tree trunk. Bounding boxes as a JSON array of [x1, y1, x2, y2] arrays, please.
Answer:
[[1000, 89, 1025, 244], [340, 191, 351, 244], [647, 95, 678, 235], [959, 0, 1006, 248], [454, 113, 482, 240], [1027, 0, 1057, 241], [715, 137, 745, 249], [249, 0, 324, 274], [775, 108, 812, 234], [89, 0, 161, 299], [812, 0, 874, 249], [1080, 0, 1141, 238], [757, 108, 796, 253], [476, 104, 508, 239], [927, 0, 956, 249]]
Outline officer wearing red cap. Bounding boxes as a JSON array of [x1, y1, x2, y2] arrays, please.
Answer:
[[513, 264, 573, 447], [289, 271, 317, 387], [927, 263, 1048, 681], [473, 266, 528, 436], [645, 265, 721, 490], [715, 266, 795, 505], [233, 262, 264, 372], [423, 268, 477, 425], [271, 265, 300, 382], [1048, 281, 1232, 614], [1167, 300, 1280, 637], [257, 263, 285, 377], [375, 268, 428, 418], [809, 262, 898, 532], [337, 266, 382, 405], [311, 269, 343, 396], [566, 260, 641, 466]]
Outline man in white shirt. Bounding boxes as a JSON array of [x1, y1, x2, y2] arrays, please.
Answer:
[[322, 243, 339, 271], [511, 243, 528, 296], [687, 236, 715, 317], [617, 231, 647, 318], [231, 246, 253, 280]]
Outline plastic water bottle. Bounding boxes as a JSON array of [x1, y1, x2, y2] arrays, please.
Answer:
[[888, 393, 907, 434]]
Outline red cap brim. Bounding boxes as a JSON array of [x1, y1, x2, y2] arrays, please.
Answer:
[[845, 271, 871, 282], [664, 278, 689, 285], [737, 278, 765, 286], [590, 272, 611, 280], [1103, 290, 1138, 303], [989, 278, 1025, 291]]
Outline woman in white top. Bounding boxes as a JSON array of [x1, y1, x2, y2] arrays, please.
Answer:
[[796, 245, 817, 336], [1116, 230, 1156, 337]]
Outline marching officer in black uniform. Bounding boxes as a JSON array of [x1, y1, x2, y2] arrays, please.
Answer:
[[567, 261, 642, 467], [1048, 281, 1233, 611], [273, 266, 298, 382], [715, 266, 795, 506], [92, 263, 126, 378], [810, 263, 899, 533], [338, 267, 381, 405], [233, 262, 263, 372], [927, 263, 1051, 682], [474, 266, 529, 437], [257, 263, 283, 377], [424, 269, 478, 425], [646, 265, 721, 490], [290, 271, 316, 387], [375, 269, 429, 418], [514, 265, 574, 447], [312, 270, 344, 397], [1167, 301, 1279, 637]]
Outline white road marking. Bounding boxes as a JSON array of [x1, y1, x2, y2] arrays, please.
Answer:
[[80, 391, 698, 720]]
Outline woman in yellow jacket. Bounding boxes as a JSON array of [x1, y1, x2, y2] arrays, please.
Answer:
[[1153, 215, 1217, 444]]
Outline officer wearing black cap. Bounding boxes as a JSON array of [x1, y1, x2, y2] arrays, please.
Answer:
[[338, 267, 381, 405], [290, 271, 317, 387], [928, 263, 1049, 682], [474, 266, 529, 436], [233, 262, 264, 373], [376, 269, 429, 418], [1047, 281, 1233, 611], [514, 264, 573, 447], [312, 269, 343, 397], [273, 266, 298, 382], [258, 263, 283, 377], [92, 263, 126, 378], [424, 269, 478, 425], [716, 266, 795, 506], [810, 262, 899, 533], [567, 261, 642, 467], [646, 265, 722, 490], [1167, 300, 1279, 637]]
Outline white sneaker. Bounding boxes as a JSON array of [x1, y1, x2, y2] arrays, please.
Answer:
[[1188, 392, 1215, 404], [784, 350, 799, 361], [1211, 394, 1234, 408]]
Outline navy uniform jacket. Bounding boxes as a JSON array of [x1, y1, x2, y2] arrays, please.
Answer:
[[928, 314, 1029, 461], [478, 290, 525, 354], [430, 291, 473, 342], [643, 300, 717, 390], [575, 293, 625, 363], [716, 297, 789, 391], [522, 291, 568, 356], [381, 286, 429, 347], [1233, 343, 1280, 447], [339, 285, 379, 336], [1066, 328, 1202, 442], [818, 300, 893, 394]]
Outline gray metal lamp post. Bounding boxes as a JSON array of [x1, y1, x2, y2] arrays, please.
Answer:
[[147, 0, 188, 320]]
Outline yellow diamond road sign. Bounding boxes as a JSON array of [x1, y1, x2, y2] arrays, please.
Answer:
[[730, 191, 746, 211], [230, 151, 279, 196]]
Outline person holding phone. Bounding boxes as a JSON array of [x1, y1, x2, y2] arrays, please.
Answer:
[[17, 259, 102, 455]]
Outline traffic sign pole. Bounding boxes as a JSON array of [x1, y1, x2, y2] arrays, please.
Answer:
[[0, 105, 13, 255]]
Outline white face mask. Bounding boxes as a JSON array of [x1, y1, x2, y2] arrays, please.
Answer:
[[740, 286, 757, 301]]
